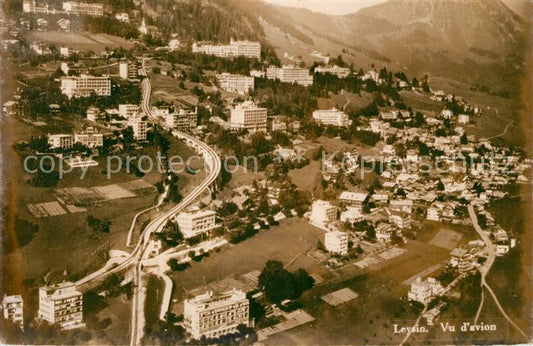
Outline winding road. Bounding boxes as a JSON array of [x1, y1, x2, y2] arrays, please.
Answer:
[[75, 60, 221, 345]]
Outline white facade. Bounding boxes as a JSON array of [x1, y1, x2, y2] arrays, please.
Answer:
[[184, 289, 249, 340], [312, 108, 351, 127], [266, 65, 313, 86], [2, 295, 23, 327], [60, 75, 111, 99], [62, 1, 103, 16], [38, 281, 84, 330], [23, 0, 49, 13], [458, 114, 470, 124], [192, 38, 260, 59], [127, 116, 147, 140], [230, 101, 267, 133], [310, 200, 337, 226], [325, 231, 349, 254], [407, 277, 444, 304], [59, 47, 73, 57], [115, 12, 129, 22], [74, 127, 103, 148], [165, 109, 197, 131], [177, 209, 217, 239], [216, 73, 254, 95], [119, 104, 140, 119], [48, 134, 74, 149], [314, 65, 350, 78]]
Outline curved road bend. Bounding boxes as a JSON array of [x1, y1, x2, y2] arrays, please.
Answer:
[[129, 62, 221, 345]]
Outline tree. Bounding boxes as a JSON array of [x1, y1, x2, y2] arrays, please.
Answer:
[[258, 260, 314, 304], [460, 132, 468, 145]]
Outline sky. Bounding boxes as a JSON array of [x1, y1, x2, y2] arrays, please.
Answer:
[[263, 0, 387, 16]]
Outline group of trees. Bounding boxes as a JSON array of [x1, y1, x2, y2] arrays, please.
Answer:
[[86, 215, 111, 233], [155, 220, 183, 248], [258, 260, 314, 304], [3, 216, 40, 253]]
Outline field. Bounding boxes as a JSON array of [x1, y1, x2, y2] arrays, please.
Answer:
[[28, 31, 133, 52], [1, 116, 196, 295], [168, 218, 326, 306]]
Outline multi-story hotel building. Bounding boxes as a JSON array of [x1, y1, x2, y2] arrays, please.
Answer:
[[165, 108, 198, 131], [310, 200, 337, 227], [183, 289, 249, 340], [314, 65, 351, 78], [216, 73, 254, 95], [230, 101, 267, 134], [118, 104, 140, 120], [38, 281, 84, 330], [192, 38, 261, 59], [312, 108, 351, 127], [176, 209, 217, 239], [60, 75, 111, 99], [127, 115, 147, 141], [22, 0, 49, 13], [325, 231, 349, 254], [62, 1, 104, 16], [48, 134, 74, 149], [266, 65, 313, 86], [74, 127, 103, 148], [2, 295, 24, 328]]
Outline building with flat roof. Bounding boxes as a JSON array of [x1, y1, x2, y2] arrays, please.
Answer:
[[119, 104, 140, 120], [176, 209, 217, 239], [48, 134, 74, 149], [2, 295, 24, 328], [127, 115, 147, 141], [325, 231, 349, 254], [192, 38, 260, 59], [266, 65, 313, 86], [60, 75, 111, 99], [310, 200, 337, 227], [38, 281, 84, 330], [62, 1, 104, 16], [230, 101, 267, 134], [74, 127, 103, 148], [165, 108, 198, 131], [314, 65, 351, 78], [216, 73, 254, 95], [407, 277, 444, 304], [184, 289, 249, 340], [312, 108, 351, 127]]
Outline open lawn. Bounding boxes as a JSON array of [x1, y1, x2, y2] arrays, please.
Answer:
[[28, 31, 133, 52], [168, 218, 326, 304]]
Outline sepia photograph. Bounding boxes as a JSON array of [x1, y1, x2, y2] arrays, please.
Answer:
[[0, 0, 531, 344]]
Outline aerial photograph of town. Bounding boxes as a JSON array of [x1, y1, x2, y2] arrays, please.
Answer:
[[0, 0, 531, 344]]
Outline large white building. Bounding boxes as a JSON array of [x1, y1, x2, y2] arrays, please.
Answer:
[[165, 108, 198, 131], [216, 73, 254, 95], [127, 115, 147, 141], [310, 200, 337, 227], [74, 127, 103, 148], [266, 65, 313, 86], [314, 65, 351, 78], [176, 209, 217, 239], [183, 289, 249, 340], [407, 277, 444, 304], [62, 1, 104, 16], [60, 75, 111, 99], [325, 231, 349, 254], [23, 0, 49, 13], [48, 134, 74, 149], [118, 104, 140, 120], [192, 38, 261, 59], [2, 295, 24, 328], [230, 101, 267, 134], [38, 281, 84, 330], [312, 108, 351, 127]]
